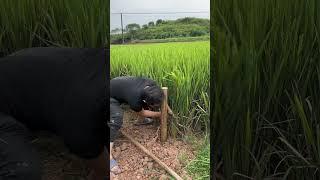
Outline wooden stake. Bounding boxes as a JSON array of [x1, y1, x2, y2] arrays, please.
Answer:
[[160, 87, 168, 142], [121, 130, 183, 180]]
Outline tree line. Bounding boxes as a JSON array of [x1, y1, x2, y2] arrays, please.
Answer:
[[111, 17, 209, 44]]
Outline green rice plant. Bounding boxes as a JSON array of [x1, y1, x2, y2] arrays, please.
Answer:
[[212, 0, 320, 179], [111, 41, 210, 136], [186, 143, 210, 180], [0, 0, 108, 56]]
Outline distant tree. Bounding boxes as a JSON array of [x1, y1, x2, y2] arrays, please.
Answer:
[[190, 30, 206, 36], [142, 24, 148, 29], [177, 17, 194, 23], [125, 23, 141, 40], [148, 21, 155, 27], [156, 19, 163, 25], [125, 23, 140, 32], [111, 28, 121, 34]]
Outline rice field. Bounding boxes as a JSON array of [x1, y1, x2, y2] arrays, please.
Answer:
[[212, 0, 320, 179], [0, 0, 108, 56], [111, 41, 210, 136]]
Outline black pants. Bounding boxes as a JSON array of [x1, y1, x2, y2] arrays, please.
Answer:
[[109, 98, 123, 142], [0, 113, 41, 180]]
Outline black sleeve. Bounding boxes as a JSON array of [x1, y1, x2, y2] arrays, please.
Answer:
[[129, 99, 143, 112], [127, 92, 143, 112]]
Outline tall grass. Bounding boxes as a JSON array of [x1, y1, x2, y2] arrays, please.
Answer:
[[0, 0, 108, 56], [111, 41, 210, 136], [212, 0, 320, 179]]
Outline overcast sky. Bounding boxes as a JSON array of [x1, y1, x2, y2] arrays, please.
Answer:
[[110, 0, 210, 30]]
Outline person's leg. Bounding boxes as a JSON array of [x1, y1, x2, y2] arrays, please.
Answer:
[[108, 98, 124, 174], [0, 112, 41, 180]]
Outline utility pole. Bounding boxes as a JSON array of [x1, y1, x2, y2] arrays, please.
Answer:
[[120, 13, 124, 44]]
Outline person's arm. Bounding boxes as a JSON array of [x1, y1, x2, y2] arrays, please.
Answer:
[[86, 149, 108, 180], [137, 109, 161, 118], [137, 104, 173, 118]]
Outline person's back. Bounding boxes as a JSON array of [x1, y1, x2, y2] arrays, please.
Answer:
[[110, 76, 158, 111], [0, 48, 109, 180], [0, 48, 107, 132]]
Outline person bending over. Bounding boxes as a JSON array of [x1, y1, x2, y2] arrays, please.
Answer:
[[0, 47, 109, 180], [109, 76, 172, 175]]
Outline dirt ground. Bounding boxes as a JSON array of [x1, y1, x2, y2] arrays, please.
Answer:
[[32, 132, 89, 180], [112, 111, 195, 180], [33, 110, 196, 180]]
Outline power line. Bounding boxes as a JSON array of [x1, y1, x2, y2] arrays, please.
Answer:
[[111, 11, 209, 15]]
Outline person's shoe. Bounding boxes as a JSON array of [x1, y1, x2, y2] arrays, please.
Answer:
[[134, 118, 154, 126], [110, 158, 121, 174]]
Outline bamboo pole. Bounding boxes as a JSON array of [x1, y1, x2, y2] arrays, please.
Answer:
[[121, 130, 183, 180], [160, 87, 168, 142]]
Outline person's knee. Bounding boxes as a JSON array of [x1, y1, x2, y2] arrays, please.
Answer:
[[109, 110, 123, 140], [110, 111, 123, 128], [109, 100, 124, 129], [109, 98, 124, 142]]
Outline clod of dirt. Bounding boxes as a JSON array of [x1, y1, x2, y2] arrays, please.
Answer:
[[113, 151, 120, 158], [174, 141, 181, 147], [159, 174, 170, 180], [123, 165, 129, 171], [138, 168, 144, 173], [144, 156, 149, 162], [147, 162, 153, 169], [154, 163, 159, 168], [115, 146, 121, 152], [121, 143, 128, 151]]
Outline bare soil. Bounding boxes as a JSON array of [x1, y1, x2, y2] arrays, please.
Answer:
[[112, 111, 195, 180], [33, 110, 195, 180]]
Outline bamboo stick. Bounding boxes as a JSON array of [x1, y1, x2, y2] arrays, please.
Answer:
[[161, 87, 168, 142], [121, 130, 183, 180]]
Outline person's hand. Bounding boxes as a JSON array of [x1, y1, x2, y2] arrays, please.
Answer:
[[167, 104, 174, 116]]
